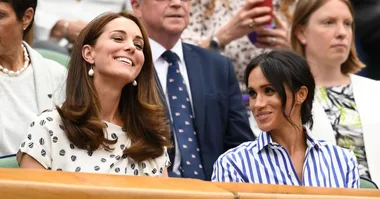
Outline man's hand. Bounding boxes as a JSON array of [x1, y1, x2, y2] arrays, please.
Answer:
[[50, 19, 88, 43]]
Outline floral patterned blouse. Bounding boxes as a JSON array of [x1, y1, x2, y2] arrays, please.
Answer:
[[316, 84, 371, 179]]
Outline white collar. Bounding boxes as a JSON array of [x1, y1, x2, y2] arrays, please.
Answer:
[[149, 38, 184, 64], [256, 125, 322, 153]]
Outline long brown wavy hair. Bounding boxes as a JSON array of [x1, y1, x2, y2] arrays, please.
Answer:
[[57, 11, 171, 162]]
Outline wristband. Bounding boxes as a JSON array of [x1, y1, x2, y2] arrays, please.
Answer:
[[63, 21, 70, 38], [209, 36, 222, 52]]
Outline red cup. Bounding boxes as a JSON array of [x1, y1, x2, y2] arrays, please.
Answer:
[[256, 0, 273, 25]]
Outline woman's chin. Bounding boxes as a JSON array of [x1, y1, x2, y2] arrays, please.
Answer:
[[257, 125, 272, 133]]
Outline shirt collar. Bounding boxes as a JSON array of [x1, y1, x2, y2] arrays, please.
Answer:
[[149, 38, 184, 64], [255, 126, 322, 153], [304, 127, 322, 149], [256, 131, 273, 152]]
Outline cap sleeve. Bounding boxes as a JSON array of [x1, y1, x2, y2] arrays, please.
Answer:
[[140, 147, 171, 177], [17, 111, 56, 169]]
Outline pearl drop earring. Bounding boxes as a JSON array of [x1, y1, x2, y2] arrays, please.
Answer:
[[132, 80, 137, 86], [88, 66, 94, 77]]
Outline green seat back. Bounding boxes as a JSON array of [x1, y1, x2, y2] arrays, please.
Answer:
[[360, 177, 378, 189], [0, 154, 19, 168], [37, 48, 70, 68]]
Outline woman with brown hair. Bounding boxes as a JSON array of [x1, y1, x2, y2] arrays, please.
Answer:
[[291, 0, 380, 186], [17, 11, 171, 177]]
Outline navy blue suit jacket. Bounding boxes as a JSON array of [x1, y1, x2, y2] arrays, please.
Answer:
[[156, 43, 255, 180]]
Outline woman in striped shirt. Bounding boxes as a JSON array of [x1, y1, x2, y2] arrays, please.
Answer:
[[212, 50, 359, 188]]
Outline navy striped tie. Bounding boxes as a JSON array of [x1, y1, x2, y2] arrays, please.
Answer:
[[162, 50, 205, 180]]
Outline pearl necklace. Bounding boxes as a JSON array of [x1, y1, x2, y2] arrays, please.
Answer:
[[0, 44, 30, 76]]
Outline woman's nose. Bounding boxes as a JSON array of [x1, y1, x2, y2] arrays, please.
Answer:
[[336, 22, 349, 39], [251, 94, 266, 110], [124, 41, 136, 53]]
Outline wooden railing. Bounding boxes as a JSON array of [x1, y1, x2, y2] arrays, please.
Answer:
[[0, 168, 379, 199], [216, 182, 380, 199]]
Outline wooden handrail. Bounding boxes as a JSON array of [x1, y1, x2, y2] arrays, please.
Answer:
[[0, 168, 233, 199], [215, 182, 380, 198], [0, 168, 379, 199]]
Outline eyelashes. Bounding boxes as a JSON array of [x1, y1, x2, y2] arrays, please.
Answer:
[[247, 87, 276, 99], [112, 37, 144, 50]]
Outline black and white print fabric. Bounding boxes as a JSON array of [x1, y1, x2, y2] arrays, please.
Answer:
[[316, 84, 371, 179], [18, 109, 170, 176]]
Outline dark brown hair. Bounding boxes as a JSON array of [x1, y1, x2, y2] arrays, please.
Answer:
[[57, 11, 171, 162], [245, 50, 315, 129], [2, 0, 37, 36], [291, 0, 364, 74]]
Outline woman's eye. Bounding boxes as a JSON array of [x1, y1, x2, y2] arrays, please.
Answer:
[[345, 21, 352, 27], [248, 90, 257, 98], [113, 37, 123, 41], [264, 87, 275, 95], [323, 20, 334, 25], [134, 43, 143, 50]]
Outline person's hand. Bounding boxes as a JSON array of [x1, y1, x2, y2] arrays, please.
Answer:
[[215, 0, 272, 47], [255, 12, 291, 49], [65, 20, 88, 43], [50, 19, 88, 43]]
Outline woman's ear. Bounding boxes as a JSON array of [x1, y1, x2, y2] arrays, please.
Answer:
[[296, 86, 308, 105], [82, 44, 95, 65], [22, 8, 34, 30], [295, 26, 307, 45]]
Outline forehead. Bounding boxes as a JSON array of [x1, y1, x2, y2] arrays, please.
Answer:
[[248, 66, 291, 92], [0, 2, 14, 13], [103, 17, 143, 37], [310, 0, 352, 20], [248, 67, 270, 87]]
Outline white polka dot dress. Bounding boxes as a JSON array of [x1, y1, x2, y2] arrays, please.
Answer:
[[18, 109, 170, 176]]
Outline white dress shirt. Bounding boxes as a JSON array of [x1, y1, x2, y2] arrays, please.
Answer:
[[149, 38, 195, 175]]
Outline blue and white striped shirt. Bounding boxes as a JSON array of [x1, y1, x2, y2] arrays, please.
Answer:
[[212, 127, 359, 188]]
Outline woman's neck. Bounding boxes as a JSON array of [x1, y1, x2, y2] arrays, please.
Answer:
[[0, 44, 25, 71], [94, 79, 123, 126], [269, 122, 306, 156], [307, 58, 350, 87]]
